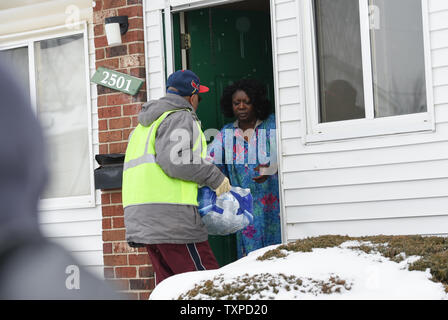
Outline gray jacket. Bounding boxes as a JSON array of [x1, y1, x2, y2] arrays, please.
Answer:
[[124, 93, 225, 245]]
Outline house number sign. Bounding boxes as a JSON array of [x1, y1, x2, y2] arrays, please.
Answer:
[[91, 67, 144, 95]]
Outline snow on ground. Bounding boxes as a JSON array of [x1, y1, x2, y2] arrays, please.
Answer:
[[149, 241, 448, 300]]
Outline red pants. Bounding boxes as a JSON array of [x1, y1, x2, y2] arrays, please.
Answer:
[[145, 241, 219, 286]]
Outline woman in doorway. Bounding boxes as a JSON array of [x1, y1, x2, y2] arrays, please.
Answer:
[[207, 79, 281, 258]]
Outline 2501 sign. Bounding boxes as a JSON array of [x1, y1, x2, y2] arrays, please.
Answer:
[[101, 71, 132, 92], [91, 67, 144, 96]]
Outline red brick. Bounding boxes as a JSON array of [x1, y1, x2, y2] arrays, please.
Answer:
[[103, 242, 113, 254], [130, 67, 145, 79], [93, 8, 117, 25], [131, 116, 139, 127], [95, 48, 105, 60], [123, 128, 134, 141], [94, 24, 104, 37], [104, 267, 115, 279], [97, 95, 107, 107], [123, 103, 141, 116], [111, 192, 123, 203], [113, 242, 137, 254], [93, 0, 103, 11], [103, 0, 126, 9], [98, 106, 122, 118], [121, 30, 144, 43], [103, 217, 112, 230], [97, 85, 115, 95], [103, 229, 126, 241], [94, 36, 108, 48], [102, 204, 124, 216], [116, 267, 137, 278], [138, 266, 153, 278], [106, 45, 128, 58], [99, 119, 108, 131], [99, 144, 109, 154], [129, 254, 150, 265], [128, 17, 143, 30], [99, 131, 122, 143], [112, 217, 125, 229], [107, 93, 131, 106], [104, 254, 128, 266], [132, 91, 146, 103], [109, 117, 131, 129], [130, 279, 153, 291], [109, 142, 128, 153], [96, 58, 120, 69], [127, 0, 142, 5], [138, 292, 150, 300], [120, 54, 145, 68], [128, 42, 145, 55], [115, 68, 128, 74], [118, 5, 143, 18], [101, 193, 111, 204]]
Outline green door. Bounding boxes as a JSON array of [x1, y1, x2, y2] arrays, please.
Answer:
[[172, 6, 275, 267]]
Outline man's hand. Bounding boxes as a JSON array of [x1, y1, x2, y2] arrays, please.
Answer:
[[215, 177, 231, 196]]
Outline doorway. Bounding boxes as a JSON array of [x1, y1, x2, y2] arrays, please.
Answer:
[[171, 0, 276, 266]]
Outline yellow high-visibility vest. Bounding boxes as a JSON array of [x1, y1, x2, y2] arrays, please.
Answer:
[[122, 109, 207, 208]]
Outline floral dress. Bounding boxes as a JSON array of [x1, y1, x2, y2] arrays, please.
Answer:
[[207, 113, 281, 258]]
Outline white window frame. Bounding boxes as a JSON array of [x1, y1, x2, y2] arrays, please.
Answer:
[[0, 22, 96, 211], [300, 0, 435, 144]]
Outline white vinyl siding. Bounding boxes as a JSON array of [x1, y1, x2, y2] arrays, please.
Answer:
[[273, 0, 448, 241], [288, 215, 448, 240], [38, 205, 103, 276], [144, 0, 167, 100]]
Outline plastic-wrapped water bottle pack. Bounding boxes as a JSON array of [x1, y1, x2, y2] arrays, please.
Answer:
[[198, 186, 254, 236]]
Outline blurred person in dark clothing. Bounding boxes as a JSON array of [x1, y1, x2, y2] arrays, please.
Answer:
[[0, 60, 122, 299]]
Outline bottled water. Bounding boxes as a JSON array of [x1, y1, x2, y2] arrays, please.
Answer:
[[198, 186, 254, 236]]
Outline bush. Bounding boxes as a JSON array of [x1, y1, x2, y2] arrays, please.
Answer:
[[258, 235, 448, 291], [179, 235, 448, 299]]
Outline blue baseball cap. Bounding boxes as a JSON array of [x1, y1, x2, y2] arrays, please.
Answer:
[[166, 70, 210, 96]]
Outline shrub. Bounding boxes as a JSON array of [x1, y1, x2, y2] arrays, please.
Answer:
[[259, 235, 448, 291]]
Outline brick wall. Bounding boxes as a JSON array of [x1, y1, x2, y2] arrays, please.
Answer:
[[93, 0, 153, 300]]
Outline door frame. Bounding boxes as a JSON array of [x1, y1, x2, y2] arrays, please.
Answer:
[[144, 0, 288, 243]]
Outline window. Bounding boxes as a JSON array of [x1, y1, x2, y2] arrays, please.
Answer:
[[368, 0, 427, 118], [301, 0, 433, 142], [0, 25, 94, 209]]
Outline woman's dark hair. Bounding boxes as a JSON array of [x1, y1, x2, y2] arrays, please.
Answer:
[[220, 78, 271, 121]]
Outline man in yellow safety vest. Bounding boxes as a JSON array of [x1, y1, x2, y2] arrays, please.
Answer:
[[122, 70, 231, 286]]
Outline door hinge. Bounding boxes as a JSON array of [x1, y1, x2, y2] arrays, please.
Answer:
[[180, 33, 191, 50]]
